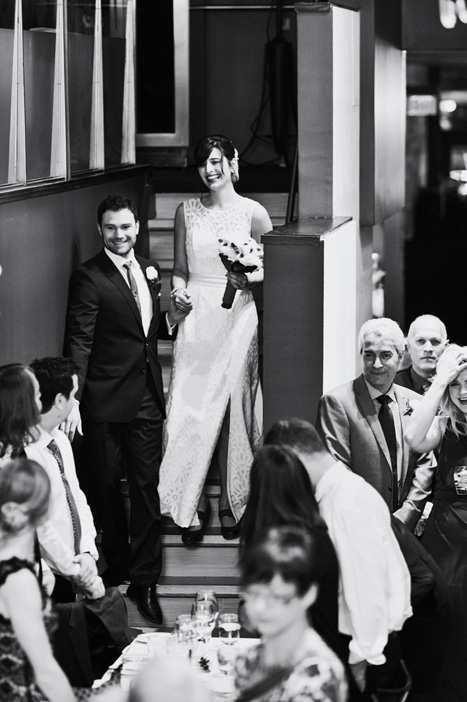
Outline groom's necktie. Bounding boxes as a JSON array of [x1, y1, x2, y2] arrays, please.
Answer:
[[123, 261, 142, 317], [377, 394, 399, 511], [47, 439, 82, 555]]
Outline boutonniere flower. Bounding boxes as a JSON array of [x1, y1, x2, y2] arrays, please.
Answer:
[[403, 399, 420, 416], [145, 266, 161, 296]]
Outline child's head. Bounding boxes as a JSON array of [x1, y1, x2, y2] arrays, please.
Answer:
[[0, 458, 50, 534]]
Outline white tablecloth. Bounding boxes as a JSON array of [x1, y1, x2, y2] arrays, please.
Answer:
[[94, 631, 258, 699]]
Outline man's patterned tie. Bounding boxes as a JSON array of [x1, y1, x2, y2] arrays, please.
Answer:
[[47, 439, 82, 555], [123, 261, 142, 317]]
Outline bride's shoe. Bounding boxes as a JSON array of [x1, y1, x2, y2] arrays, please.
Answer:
[[181, 501, 211, 545], [219, 509, 240, 540]]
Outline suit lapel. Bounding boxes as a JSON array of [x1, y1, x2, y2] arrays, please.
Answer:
[[97, 250, 144, 330], [354, 375, 393, 470]]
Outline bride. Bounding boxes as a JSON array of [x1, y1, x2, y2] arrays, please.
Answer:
[[158, 134, 272, 543]]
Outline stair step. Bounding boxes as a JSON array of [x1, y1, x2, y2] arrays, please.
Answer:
[[161, 544, 239, 579]]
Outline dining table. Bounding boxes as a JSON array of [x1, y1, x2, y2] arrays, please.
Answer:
[[93, 626, 258, 700]]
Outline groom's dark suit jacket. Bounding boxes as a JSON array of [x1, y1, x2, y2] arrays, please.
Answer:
[[317, 374, 435, 531], [65, 249, 165, 422]]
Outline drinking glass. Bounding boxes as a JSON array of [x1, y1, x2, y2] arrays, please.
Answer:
[[217, 643, 237, 676], [193, 601, 216, 639], [453, 465, 467, 495], [194, 590, 218, 615], [218, 613, 241, 646]]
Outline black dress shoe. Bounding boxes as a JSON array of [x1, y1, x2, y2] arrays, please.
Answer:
[[181, 501, 211, 545], [126, 584, 163, 624], [219, 509, 240, 540]]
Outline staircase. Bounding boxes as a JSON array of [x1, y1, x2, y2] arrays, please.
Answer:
[[122, 189, 294, 629]]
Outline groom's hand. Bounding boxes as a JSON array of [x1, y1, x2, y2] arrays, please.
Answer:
[[168, 295, 191, 327], [59, 401, 82, 442]]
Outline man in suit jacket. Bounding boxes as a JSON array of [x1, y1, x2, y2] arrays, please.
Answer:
[[65, 194, 185, 623], [317, 317, 435, 531]]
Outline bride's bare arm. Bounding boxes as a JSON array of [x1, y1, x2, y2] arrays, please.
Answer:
[[170, 203, 192, 319]]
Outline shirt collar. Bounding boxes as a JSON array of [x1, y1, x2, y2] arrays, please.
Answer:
[[409, 366, 428, 393], [364, 377, 396, 403], [104, 247, 136, 270], [32, 424, 55, 449], [315, 461, 343, 504]]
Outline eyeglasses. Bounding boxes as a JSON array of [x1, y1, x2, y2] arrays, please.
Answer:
[[240, 587, 298, 608]]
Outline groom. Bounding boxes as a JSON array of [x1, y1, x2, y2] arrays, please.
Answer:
[[65, 194, 185, 623]]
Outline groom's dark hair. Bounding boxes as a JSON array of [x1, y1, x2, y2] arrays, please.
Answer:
[[97, 194, 139, 226], [30, 357, 79, 414]]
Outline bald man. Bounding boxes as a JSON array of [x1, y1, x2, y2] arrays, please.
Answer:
[[396, 315, 448, 395]]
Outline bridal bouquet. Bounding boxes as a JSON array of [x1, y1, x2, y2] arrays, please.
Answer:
[[218, 237, 264, 309]]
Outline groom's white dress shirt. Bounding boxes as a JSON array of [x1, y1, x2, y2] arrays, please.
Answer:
[[26, 426, 98, 578], [315, 461, 412, 666]]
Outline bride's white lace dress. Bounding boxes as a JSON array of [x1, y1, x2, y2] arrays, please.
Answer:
[[158, 197, 262, 528]]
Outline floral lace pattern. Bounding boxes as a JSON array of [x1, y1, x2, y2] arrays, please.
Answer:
[[0, 558, 57, 702], [234, 629, 347, 702], [159, 197, 262, 527]]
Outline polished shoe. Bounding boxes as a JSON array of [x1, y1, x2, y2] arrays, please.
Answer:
[[181, 501, 211, 545], [219, 509, 240, 540], [126, 583, 163, 624]]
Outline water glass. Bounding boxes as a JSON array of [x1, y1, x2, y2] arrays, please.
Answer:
[[218, 613, 241, 645]]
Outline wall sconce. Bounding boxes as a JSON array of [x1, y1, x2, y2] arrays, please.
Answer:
[[440, 0, 467, 28]]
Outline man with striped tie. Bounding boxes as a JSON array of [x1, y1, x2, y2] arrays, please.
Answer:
[[26, 356, 104, 601]]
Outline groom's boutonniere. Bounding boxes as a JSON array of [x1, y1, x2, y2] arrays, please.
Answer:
[[403, 398, 420, 416], [146, 266, 161, 296]]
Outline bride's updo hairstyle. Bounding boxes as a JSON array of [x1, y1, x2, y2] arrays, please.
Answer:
[[0, 458, 50, 534], [193, 134, 236, 168]]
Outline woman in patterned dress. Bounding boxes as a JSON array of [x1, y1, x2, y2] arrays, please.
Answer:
[[0, 457, 75, 702], [235, 526, 347, 702], [159, 135, 272, 542]]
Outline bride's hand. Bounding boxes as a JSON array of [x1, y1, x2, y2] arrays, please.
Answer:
[[168, 294, 191, 326], [226, 271, 248, 290]]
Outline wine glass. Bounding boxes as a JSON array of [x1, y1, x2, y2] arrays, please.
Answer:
[[194, 590, 218, 614]]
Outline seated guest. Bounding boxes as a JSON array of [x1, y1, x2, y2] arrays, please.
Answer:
[[0, 457, 75, 702], [0, 363, 42, 463], [27, 357, 104, 600], [265, 419, 412, 700], [0, 361, 96, 593], [129, 656, 212, 702], [317, 317, 435, 531], [395, 314, 448, 394], [240, 444, 343, 663], [235, 526, 347, 702]]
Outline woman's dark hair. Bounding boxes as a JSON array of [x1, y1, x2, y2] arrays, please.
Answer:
[[193, 134, 236, 167], [0, 458, 51, 531], [240, 444, 326, 554], [0, 364, 40, 458], [241, 526, 323, 597]]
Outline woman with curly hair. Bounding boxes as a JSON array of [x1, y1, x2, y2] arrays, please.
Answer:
[[405, 343, 467, 702]]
